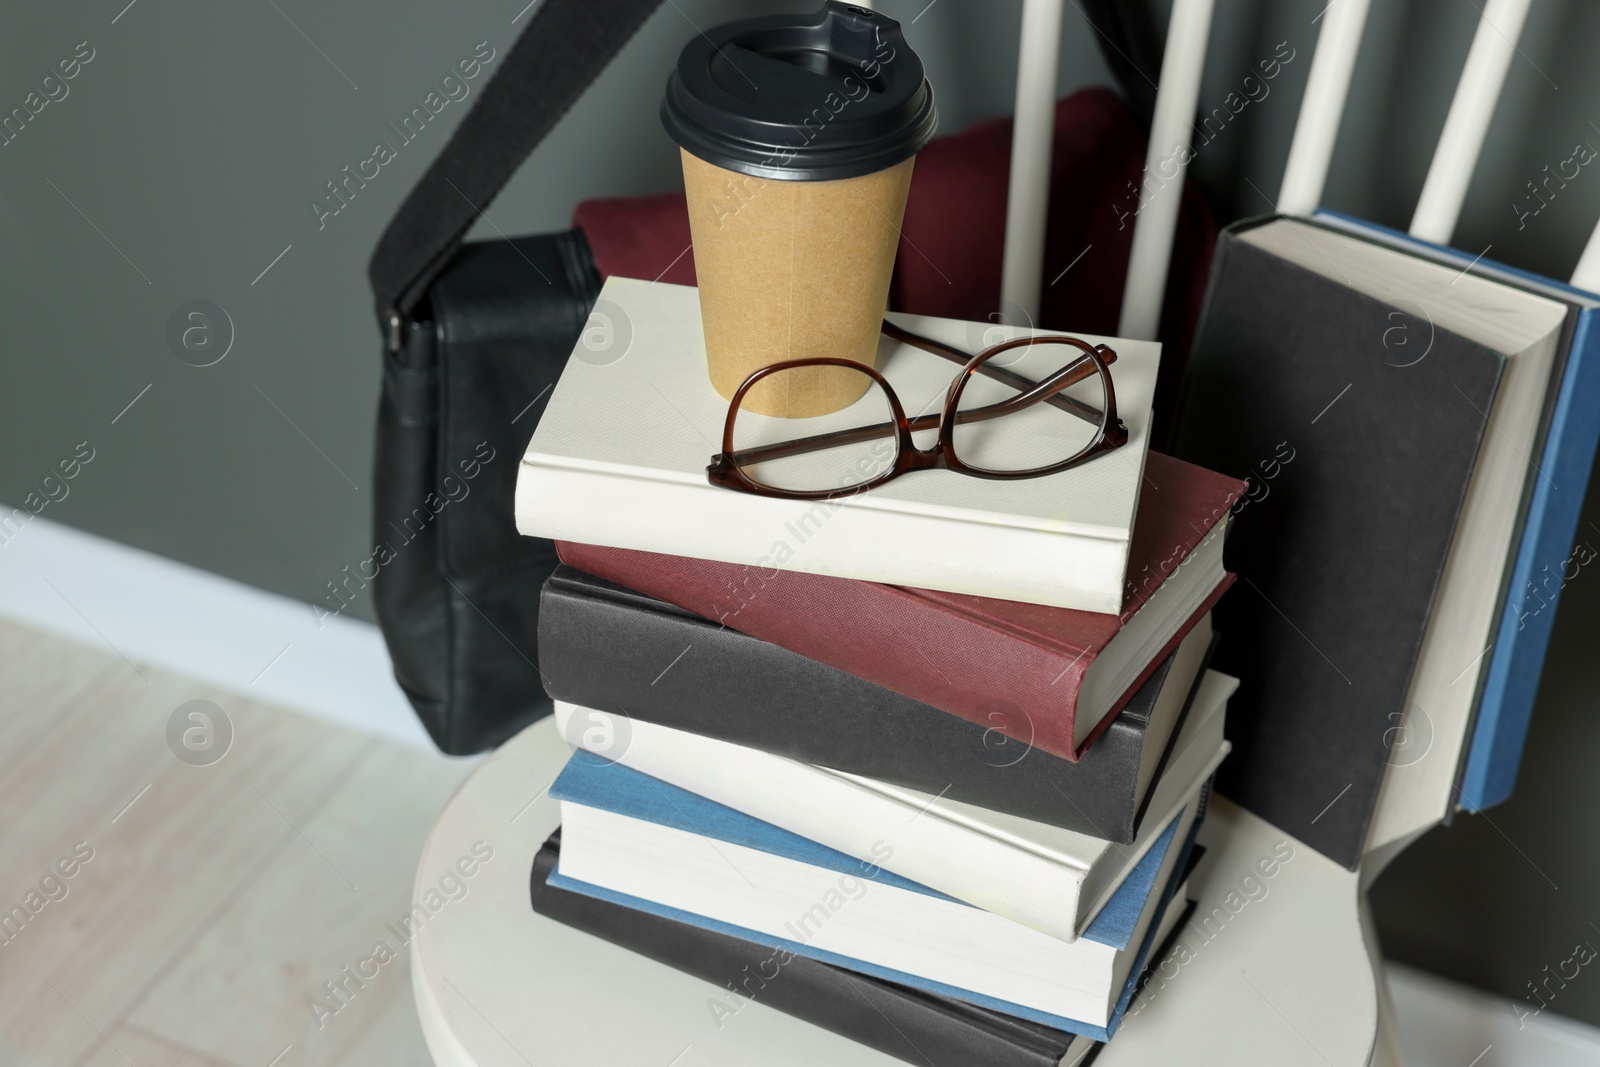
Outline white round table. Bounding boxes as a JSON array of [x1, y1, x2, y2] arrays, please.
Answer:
[[412, 718, 1383, 1066]]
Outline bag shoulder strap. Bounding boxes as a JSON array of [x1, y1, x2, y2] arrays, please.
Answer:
[[367, 0, 663, 345]]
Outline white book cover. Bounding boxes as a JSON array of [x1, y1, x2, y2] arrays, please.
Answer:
[[553, 669, 1235, 944], [516, 276, 1161, 612]]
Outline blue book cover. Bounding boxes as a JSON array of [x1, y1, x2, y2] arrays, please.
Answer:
[[1312, 210, 1600, 811], [548, 751, 1190, 1037]]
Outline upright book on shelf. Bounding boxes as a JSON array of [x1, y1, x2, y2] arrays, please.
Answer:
[[515, 275, 1166, 612], [1174, 216, 1568, 867], [1311, 209, 1600, 819]]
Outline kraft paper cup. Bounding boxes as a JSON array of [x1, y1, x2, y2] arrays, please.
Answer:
[[681, 149, 914, 417], [662, 2, 937, 419]]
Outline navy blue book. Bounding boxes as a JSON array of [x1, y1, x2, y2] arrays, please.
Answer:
[[545, 750, 1205, 1039]]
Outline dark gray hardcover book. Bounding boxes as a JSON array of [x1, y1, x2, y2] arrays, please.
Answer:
[[1172, 221, 1507, 868], [537, 565, 1215, 843]]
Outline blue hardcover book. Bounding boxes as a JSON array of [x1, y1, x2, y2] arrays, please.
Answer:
[[1313, 210, 1600, 811], [547, 750, 1200, 1039]]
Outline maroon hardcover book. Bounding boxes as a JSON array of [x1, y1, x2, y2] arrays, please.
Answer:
[[556, 452, 1242, 762]]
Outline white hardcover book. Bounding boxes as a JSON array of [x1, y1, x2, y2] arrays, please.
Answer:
[[554, 669, 1235, 944], [515, 276, 1160, 612]]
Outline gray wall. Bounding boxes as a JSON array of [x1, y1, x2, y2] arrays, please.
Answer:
[[1370, 471, 1600, 1029], [0, 0, 1115, 622], [6, 0, 1600, 1028]]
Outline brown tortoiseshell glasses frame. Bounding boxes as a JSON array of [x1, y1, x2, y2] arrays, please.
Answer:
[[707, 319, 1129, 501]]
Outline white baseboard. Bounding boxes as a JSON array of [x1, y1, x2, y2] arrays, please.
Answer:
[[0, 513, 432, 748], [1387, 961, 1600, 1066]]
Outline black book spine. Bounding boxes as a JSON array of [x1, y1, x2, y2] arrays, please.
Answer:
[[538, 566, 1156, 841], [530, 838, 1079, 1067]]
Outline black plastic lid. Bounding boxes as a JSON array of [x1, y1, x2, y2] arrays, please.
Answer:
[[661, 2, 937, 182]]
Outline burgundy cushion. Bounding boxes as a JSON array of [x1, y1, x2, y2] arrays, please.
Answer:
[[573, 191, 697, 287]]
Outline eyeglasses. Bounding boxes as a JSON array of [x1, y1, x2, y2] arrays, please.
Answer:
[[706, 320, 1128, 500]]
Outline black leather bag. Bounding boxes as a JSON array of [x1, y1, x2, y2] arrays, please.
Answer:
[[366, 0, 662, 753]]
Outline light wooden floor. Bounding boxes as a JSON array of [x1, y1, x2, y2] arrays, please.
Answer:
[[0, 618, 477, 1067]]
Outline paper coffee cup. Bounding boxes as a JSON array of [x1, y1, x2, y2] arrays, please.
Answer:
[[662, 2, 937, 418]]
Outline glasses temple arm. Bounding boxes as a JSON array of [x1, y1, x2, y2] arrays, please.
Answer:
[[882, 319, 1116, 408]]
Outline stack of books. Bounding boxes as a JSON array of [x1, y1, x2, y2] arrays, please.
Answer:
[[516, 277, 1246, 1064]]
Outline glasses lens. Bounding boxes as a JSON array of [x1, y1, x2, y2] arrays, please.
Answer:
[[730, 365, 899, 495], [949, 340, 1110, 474]]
